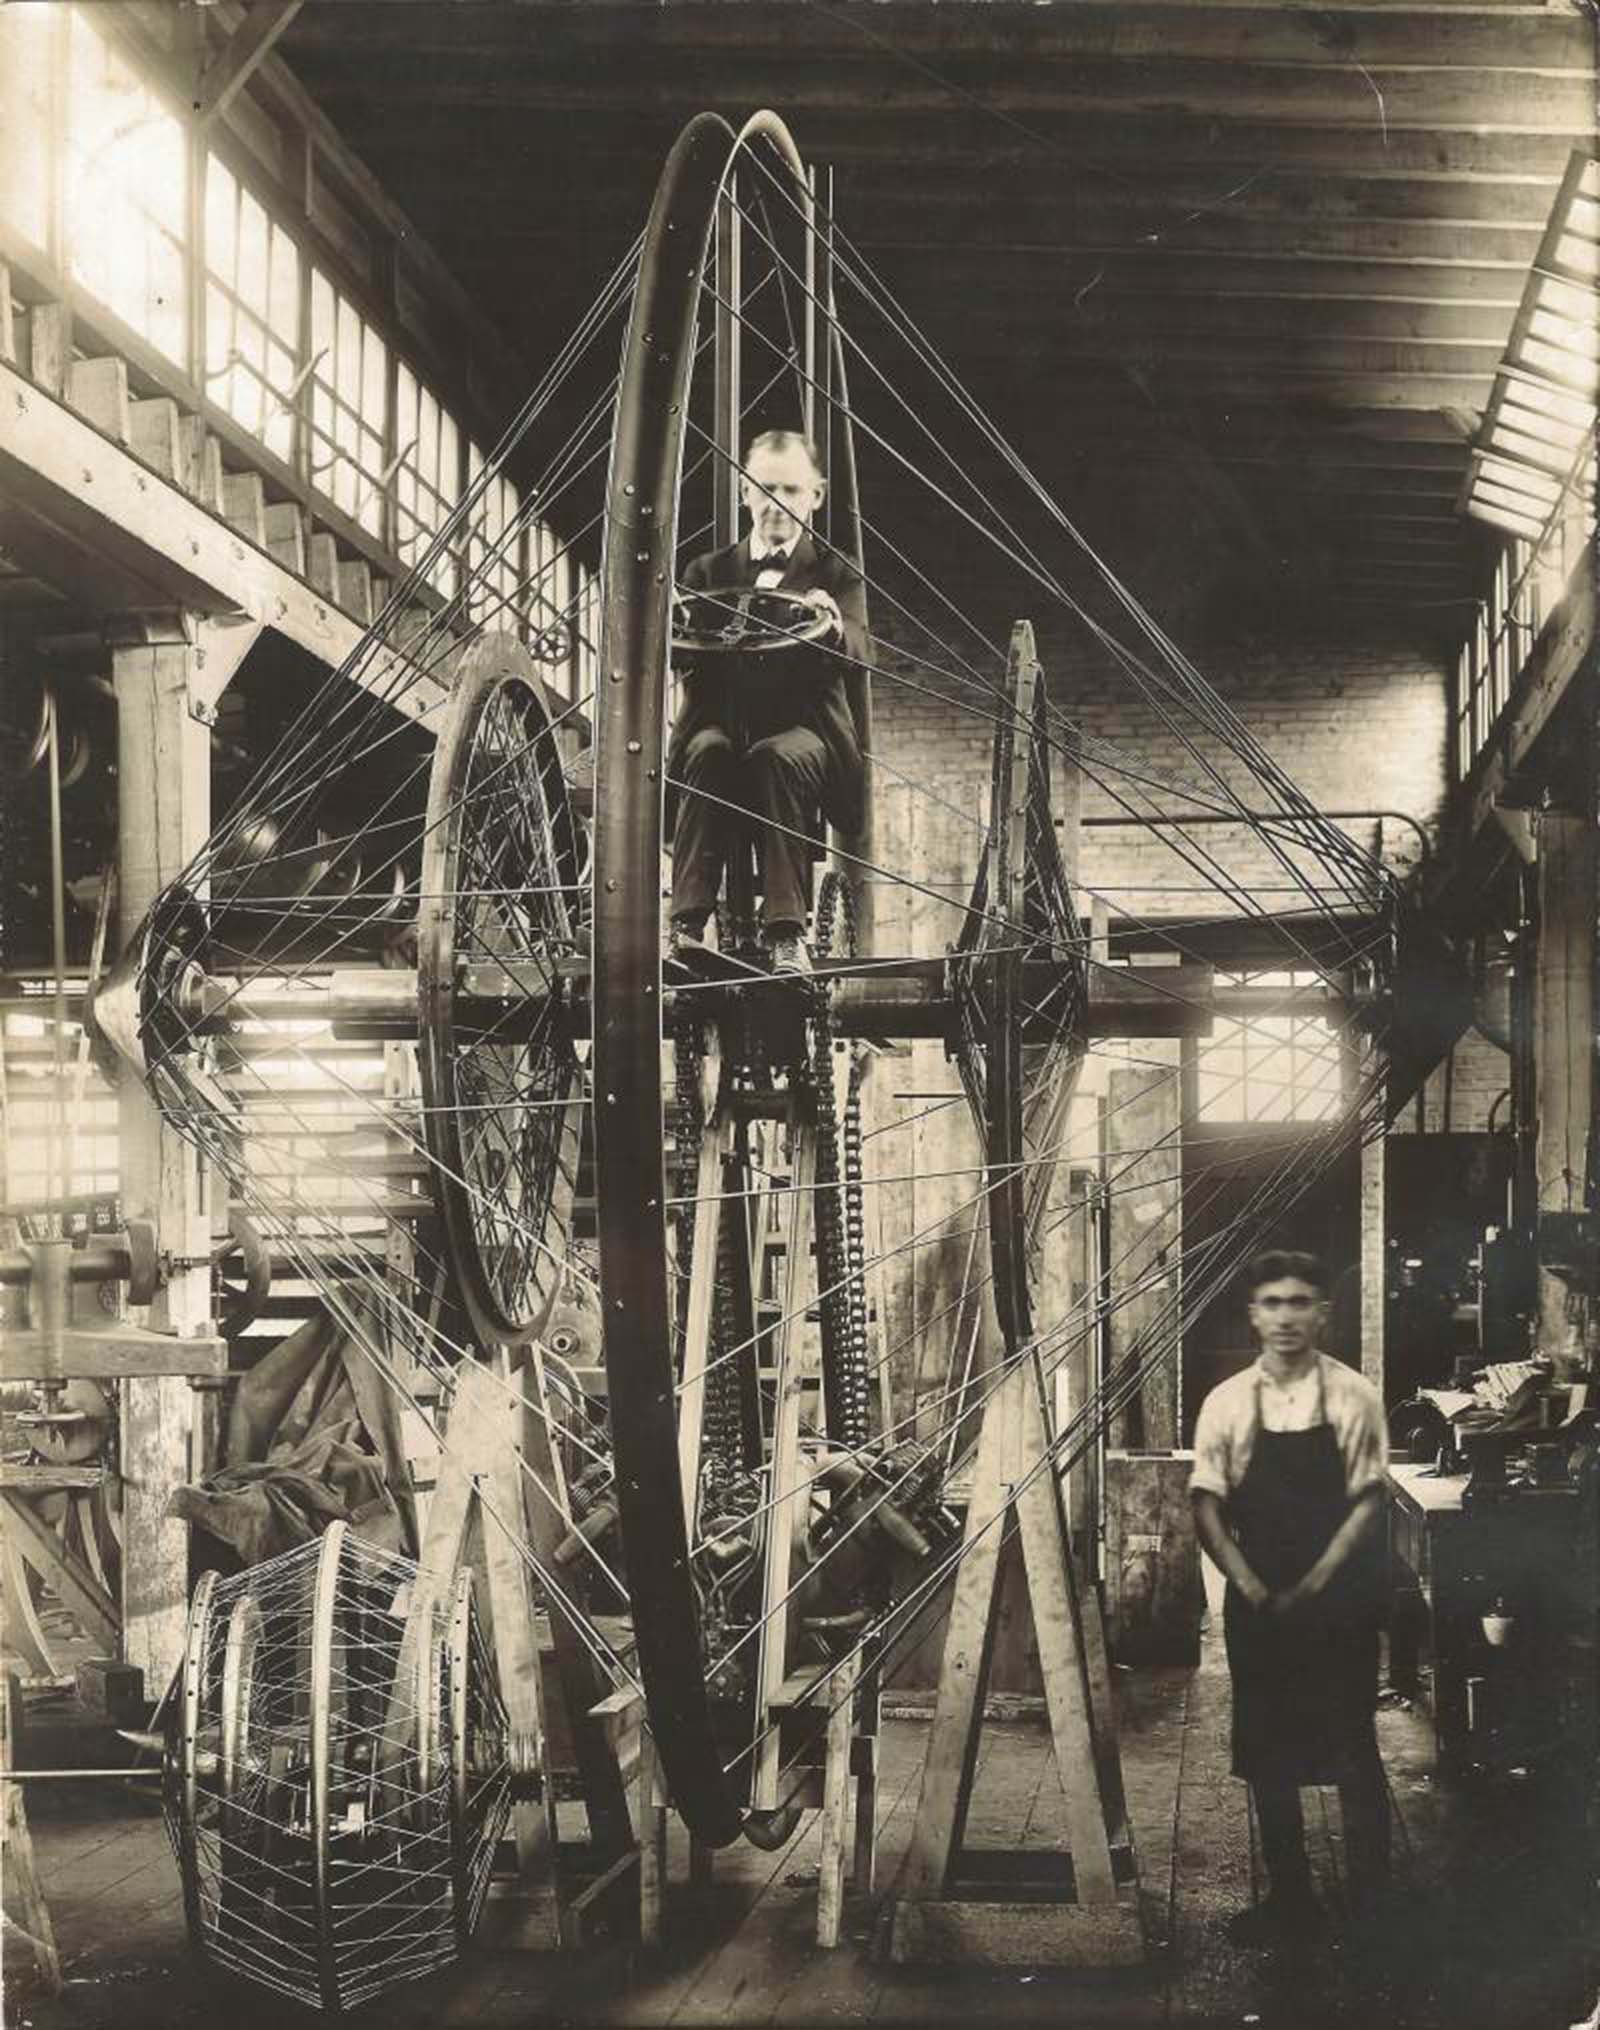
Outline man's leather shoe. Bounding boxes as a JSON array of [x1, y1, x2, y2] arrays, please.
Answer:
[[766, 932, 811, 976], [1224, 1888, 1326, 1947]]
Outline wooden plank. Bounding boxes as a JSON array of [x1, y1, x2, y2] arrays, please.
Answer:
[[177, 416, 223, 512], [129, 397, 182, 480], [897, 1359, 1017, 1898], [306, 529, 339, 601], [676, 1107, 729, 1535], [220, 470, 266, 545], [0, 1464, 103, 1491], [336, 557, 372, 624], [66, 357, 131, 446], [1465, 564, 1595, 847], [333, 61, 1598, 137], [1164, 1647, 1261, 2021], [113, 637, 210, 1691], [519, 1347, 635, 1864], [476, 1386, 562, 1949], [25, 302, 69, 398], [0, 1492, 120, 1656], [1534, 813, 1596, 1377], [364, 118, 1586, 193], [1013, 1376, 1118, 1905], [288, 5, 1597, 68], [1360, 1129, 1386, 1392], [753, 1119, 820, 1809], [1, 1681, 61, 1994], [2, 1538, 65, 1677], [1105, 1059, 1182, 1448], [195, 0, 305, 126], [816, 1647, 859, 1948], [1104, 1451, 1204, 1665]]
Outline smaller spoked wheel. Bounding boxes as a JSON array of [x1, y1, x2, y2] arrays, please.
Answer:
[[445, 1570, 513, 1949], [419, 633, 585, 1345], [671, 585, 834, 655]]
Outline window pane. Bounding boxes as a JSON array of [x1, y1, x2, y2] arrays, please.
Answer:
[[65, 11, 187, 362], [307, 269, 389, 537], [0, 8, 54, 247]]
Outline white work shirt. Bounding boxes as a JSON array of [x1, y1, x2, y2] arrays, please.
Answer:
[[1188, 1353, 1388, 1503]]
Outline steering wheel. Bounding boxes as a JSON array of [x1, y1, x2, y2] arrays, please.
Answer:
[[671, 584, 836, 655]]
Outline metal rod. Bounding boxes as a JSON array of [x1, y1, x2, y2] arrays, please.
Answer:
[[0, 1767, 161, 1781], [0, 1243, 134, 1287], [46, 688, 67, 1220], [1079, 805, 1433, 866]]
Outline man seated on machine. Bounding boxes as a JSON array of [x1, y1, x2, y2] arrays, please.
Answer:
[[667, 429, 867, 975]]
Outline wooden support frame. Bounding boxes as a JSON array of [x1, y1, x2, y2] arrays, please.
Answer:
[[657, 1092, 881, 1946], [0, 363, 448, 722], [114, 636, 212, 1690], [400, 1353, 651, 1953], [886, 1351, 1143, 1967], [753, 1108, 822, 1812], [1, 1678, 61, 1995]]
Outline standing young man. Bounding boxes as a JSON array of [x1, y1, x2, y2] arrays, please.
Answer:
[[1190, 1249, 1392, 1942], [667, 430, 867, 974]]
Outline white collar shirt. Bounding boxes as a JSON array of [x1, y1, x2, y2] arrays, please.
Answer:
[[1188, 1351, 1388, 1503]]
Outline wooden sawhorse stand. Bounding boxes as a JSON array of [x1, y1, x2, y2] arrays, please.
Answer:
[[636, 1648, 879, 1950], [412, 1353, 646, 1950], [886, 1350, 1143, 1965]]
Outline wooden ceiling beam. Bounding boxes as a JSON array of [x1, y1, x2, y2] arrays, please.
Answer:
[[879, 330, 1508, 377], [911, 298, 1519, 345], [195, 1, 305, 128], [280, 5, 1596, 76], [444, 240, 1529, 310], [922, 362, 1493, 409], [460, 213, 1541, 275], [1091, 448, 1473, 480], [845, 171, 1563, 230], [850, 218, 1544, 265], [345, 113, 1586, 185], [316, 62, 1597, 137]]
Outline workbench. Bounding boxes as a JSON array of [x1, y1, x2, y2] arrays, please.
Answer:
[[1387, 1460, 1587, 1771]]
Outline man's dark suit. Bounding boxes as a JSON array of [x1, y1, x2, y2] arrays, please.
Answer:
[[667, 529, 868, 933]]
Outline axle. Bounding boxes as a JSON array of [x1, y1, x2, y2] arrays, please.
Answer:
[[136, 956, 1367, 1051]]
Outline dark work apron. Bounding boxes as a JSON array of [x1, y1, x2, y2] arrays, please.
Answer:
[[1221, 1362, 1383, 1785]]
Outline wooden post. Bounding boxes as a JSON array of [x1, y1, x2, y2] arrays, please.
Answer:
[[816, 1645, 860, 1949], [676, 1095, 729, 1536], [1105, 1056, 1181, 1449], [1533, 813, 1596, 1380], [113, 634, 210, 1690], [1, 1678, 61, 1994], [1360, 1123, 1386, 1392], [753, 1116, 820, 1808], [408, 1357, 561, 1948]]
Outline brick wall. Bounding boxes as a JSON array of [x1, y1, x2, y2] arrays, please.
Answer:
[[868, 609, 1452, 935]]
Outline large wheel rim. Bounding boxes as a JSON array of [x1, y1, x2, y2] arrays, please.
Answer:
[[591, 109, 859, 1848]]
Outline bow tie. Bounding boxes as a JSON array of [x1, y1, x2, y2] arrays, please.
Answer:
[[757, 547, 792, 571]]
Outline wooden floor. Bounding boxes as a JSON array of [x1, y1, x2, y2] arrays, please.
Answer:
[[7, 1620, 1596, 2030]]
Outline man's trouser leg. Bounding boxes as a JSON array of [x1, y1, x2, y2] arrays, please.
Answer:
[[746, 727, 829, 932], [1339, 1739, 1391, 1905], [672, 727, 737, 926], [1251, 1778, 1312, 1898]]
